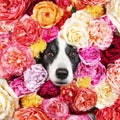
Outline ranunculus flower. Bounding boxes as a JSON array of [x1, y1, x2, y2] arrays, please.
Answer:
[[32, 1, 64, 28], [42, 97, 69, 119], [95, 81, 118, 109], [1, 43, 35, 76], [70, 88, 97, 112], [13, 107, 49, 120], [75, 62, 106, 85], [106, 0, 120, 33], [78, 46, 101, 66], [100, 35, 120, 67], [0, 0, 30, 23], [58, 18, 89, 48], [24, 64, 48, 92], [82, 0, 108, 5], [13, 17, 41, 46], [10, 76, 31, 97], [0, 78, 19, 120], [88, 18, 113, 50], [37, 80, 60, 99], [41, 26, 59, 43], [106, 59, 120, 94]]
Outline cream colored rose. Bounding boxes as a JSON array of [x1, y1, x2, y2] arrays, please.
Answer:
[[106, 0, 120, 32], [0, 79, 19, 120], [58, 18, 89, 48]]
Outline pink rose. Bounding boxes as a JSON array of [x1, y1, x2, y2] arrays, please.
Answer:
[[41, 26, 59, 43], [1, 43, 35, 76], [10, 76, 31, 97], [24, 64, 48, 92], [13, 17, 41, 46], [78, 46, 101, 66], [75, 62, 106, 85], [37, 80, 60, 99], [0, 0, 30, 23], [82, 0, 108, 5], [42, 97, 69, 119]]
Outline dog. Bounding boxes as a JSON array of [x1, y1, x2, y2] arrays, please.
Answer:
[[39, 38, 80, 86]]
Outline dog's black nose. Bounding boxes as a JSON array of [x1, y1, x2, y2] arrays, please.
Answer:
[[56, 68, 68, 79]]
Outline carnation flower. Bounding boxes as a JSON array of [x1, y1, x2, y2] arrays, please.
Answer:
[[1, 43, 35, 76], [0, 78, 19, 120], [20, 93, 43, 107], [10, 76, 31, 97], [78, 46, 101, 66], [37, 80, 60, 99], [32, 1, 63, 28], [42, 97, 69, 119], [82, 0, 108, 5], [41, 25, 59, 43], [88, 18, 113, 50], [70, 88, 97, 112], [24, 64, 48, 92], [13, 107, 49, 120], [13, 17, 41, 46]]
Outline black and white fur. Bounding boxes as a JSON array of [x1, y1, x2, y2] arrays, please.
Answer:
[[39, 38, 80, 86]]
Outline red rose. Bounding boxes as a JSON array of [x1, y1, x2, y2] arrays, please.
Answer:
[[0, 0, 30, 23], [71, 88, 97, 112], [13, 17, 41, 46], [100, 35, 120, 67]]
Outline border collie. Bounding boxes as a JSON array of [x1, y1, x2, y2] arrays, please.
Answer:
[[39, 38, 80, 86]]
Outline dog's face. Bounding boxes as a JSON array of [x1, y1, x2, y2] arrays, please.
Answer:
[[40, 38, 80, 86]]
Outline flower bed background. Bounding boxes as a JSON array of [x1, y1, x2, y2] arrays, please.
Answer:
[[0, 0, 120, 119]]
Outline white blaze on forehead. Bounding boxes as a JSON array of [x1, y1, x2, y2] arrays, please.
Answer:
[[48, 38, 73, 84]]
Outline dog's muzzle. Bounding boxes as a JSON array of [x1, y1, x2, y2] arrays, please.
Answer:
[[56, 68, 68, 79]]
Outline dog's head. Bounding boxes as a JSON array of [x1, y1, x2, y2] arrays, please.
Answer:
[[39, 38, 80, 86]]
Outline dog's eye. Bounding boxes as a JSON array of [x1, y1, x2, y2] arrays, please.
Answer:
[[69, 51, 76, 57], [45, 52, 54, 58]]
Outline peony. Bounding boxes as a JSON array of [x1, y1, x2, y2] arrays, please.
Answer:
[[70, 88, 97, 112], [78, 46, 101, 66], [24, 64, 48, 92], [82, 0, 108, 5], [1, 43, 35, 76], [106, 0, 120, 33], [32, 1, 63, 28], [37, 80, 60, 99], [10, 76, 31, 97], [42, 97, 69, 119], [13, 17, 41, 46], [88, 18, 113, 50], [0, 78, 19, 120], [0, 0, 30, 23], [41, 25, 59, 43], [13, 107, 49, 120]]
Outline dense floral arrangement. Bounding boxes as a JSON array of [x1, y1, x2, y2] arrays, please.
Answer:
[[0, 0, 120, 119]]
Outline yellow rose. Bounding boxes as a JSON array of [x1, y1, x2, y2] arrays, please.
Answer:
[[32, 1, 63, 28], [0, 79, 19, 120]]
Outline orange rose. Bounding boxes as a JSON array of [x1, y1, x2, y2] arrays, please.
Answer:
[[32, 1, 64, 28]]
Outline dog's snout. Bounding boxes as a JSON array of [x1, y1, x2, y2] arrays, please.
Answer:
[[56, 68, 68, 79]]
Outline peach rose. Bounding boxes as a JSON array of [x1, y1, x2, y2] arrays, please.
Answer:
[[32, 1, 64, 28]]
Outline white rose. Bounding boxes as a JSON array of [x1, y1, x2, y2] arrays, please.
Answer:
[[0, 79, 19, 120], [58, 18, 89, 48], [106, 0, 120, 32]]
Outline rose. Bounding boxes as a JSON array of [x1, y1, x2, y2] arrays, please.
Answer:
[[100, 35, 120, 67], [78, 46, 101, 66], [58, 18, 89, 48], [106, 0, 120, 33], [0, 0, 30, 23], [70, 88, 97, 112], [41, 26, 59, 43], [37, 80, 60, 99], [42, 97, 69, 119], [13, 16, 41, 46], [1, 43, 35, 76], [10, 76, 31, 97], [82, 0, 108, 5], [13, 107, 49, 120], [32, 1, 63, 28], [24, 64, 48, 92], [88, 18, 113, 50], [0, 78, 19, 120]]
